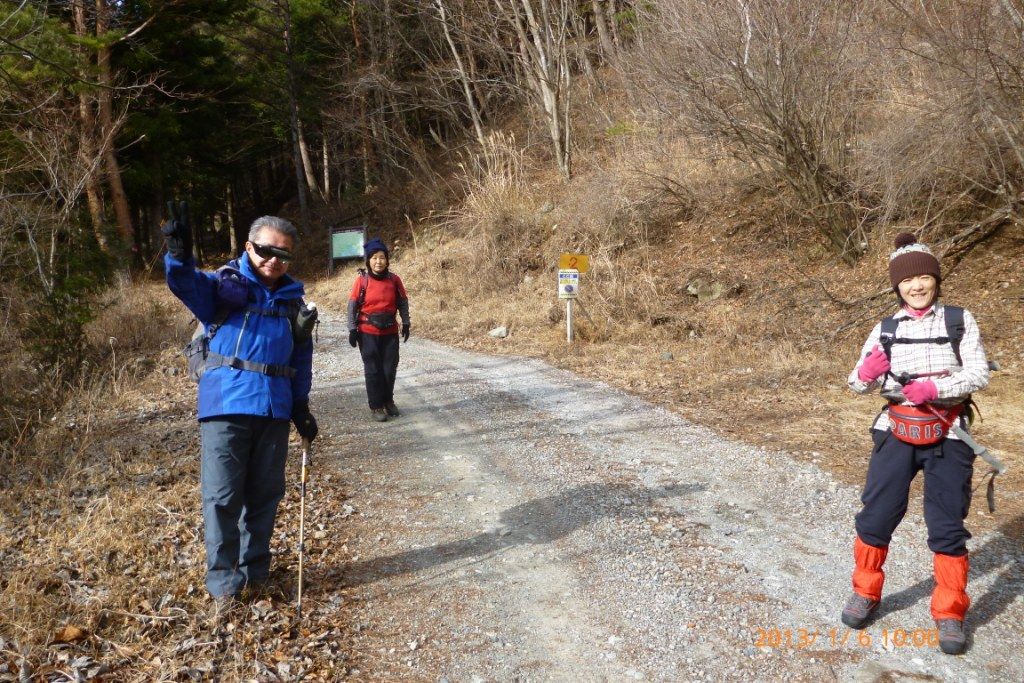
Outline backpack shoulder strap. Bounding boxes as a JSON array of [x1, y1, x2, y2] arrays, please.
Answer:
[[879, 315, 899, 361], [207, 262, 246, 338], [285, 298, 302, 335], [354, 269, 371, 322], [357, 269, 369, 308], [943, 305, 965, 366], [206, 307, 233, 339]]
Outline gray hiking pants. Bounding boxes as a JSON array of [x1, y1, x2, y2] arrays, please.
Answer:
[[200, 416, 290, 598]]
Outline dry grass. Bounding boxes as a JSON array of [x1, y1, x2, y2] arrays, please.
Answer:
[[1, 371, 362, 680], [0, 283, 194, 668], [0, 290, 59, 459], [0, 281, 364, 680], [336, 119, 1024, 541], [85, 273, 188, 359]]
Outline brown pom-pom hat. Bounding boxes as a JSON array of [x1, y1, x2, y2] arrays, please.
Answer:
[[888, 232, 941, 293]]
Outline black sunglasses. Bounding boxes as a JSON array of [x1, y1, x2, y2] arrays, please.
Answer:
[[251, 242, 294, 263]]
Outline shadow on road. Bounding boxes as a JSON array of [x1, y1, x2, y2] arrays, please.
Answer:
[[331, 481, 704, 588], [876, 514, 1023, 632]]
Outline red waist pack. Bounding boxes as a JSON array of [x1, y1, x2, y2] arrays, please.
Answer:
[[887, 403, 963, 446]]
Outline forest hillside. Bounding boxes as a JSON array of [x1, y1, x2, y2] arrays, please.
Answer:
[[2, 0, 1023, 679]]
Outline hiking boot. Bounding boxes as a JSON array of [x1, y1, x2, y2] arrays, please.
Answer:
[[384, 401, 401, 417], [936, 619, 967, 655], [841, 593, 879, 629], [370, 408, 388, 422]]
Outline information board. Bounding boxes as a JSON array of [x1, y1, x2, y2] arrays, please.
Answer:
[[329, 226, 366, 274]]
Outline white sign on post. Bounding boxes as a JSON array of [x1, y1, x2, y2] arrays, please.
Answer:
[[558, 269, 580, 343], [558, 269, 580, 299]]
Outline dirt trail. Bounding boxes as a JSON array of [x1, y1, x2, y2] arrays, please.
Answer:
[[310, 318, 1023, 682]]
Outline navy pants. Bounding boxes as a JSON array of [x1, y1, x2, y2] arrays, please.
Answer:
[[856, 429, 975, 556], [200, 416, 290, 598], [358, 332, 400, 409]]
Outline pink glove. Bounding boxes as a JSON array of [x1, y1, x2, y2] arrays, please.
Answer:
[[902, 380, 938, 405], [857, 345, 891, 383]]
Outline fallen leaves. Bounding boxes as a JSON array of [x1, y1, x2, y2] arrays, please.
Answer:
[[52, 625, 88, 644]]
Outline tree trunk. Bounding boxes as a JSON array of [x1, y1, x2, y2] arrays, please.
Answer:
[[227, 182, 238, 255], [151, 152, 165, 257], [72, 0, 107, 251], [607, 0, 621, 48], [436, 0, 487, 148], [298, 116, 322, 200], [352, 0, 375, 191], [281, 0, 312, 231], [500, 0, 572, 179], [322, 131, 330, 198], [591, 0, 615, 59], [340, 132, 352, 200], [95, 0, 134, 247]]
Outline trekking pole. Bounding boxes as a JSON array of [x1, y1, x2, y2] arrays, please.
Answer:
[[921, 404, 1007, 475], [921, 403, 1006, 513], [297, 437, 311, 620]]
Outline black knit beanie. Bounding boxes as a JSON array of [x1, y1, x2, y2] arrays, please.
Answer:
[[364, 237, 389, 268]]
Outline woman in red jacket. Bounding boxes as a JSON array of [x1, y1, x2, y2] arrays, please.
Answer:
[[347, 238, 410, 421]]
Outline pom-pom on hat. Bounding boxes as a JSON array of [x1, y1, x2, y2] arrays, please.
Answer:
[[888, 232, 941, 290], [364, 237, 389, 266]]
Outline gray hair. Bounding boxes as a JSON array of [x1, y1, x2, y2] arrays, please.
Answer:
[[248, 216, 298, 243]]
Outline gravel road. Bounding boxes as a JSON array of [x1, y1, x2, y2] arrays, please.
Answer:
[[309, 317, 1023, 682]]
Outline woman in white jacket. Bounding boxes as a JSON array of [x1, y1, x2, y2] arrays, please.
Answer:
[[840, 232, 989, 656]]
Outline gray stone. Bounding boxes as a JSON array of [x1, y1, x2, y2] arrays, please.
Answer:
[[685, 276, 745, 303], [686, 278, 729, 303], [488, 326, 508, 338]]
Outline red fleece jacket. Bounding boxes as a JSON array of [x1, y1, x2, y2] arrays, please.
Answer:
[[349, 272, 408, 335]]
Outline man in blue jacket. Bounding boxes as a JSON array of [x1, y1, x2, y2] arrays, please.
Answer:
[[163, 211, 318, 603]]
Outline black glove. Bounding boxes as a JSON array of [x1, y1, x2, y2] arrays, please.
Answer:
[[401, 323, 410, 343], [291, 400, 318, 441], [349, 329, 359, 348], [161, 200, 193, 261]]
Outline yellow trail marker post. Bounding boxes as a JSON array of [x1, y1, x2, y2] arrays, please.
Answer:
[[558, 253, 589, 273]]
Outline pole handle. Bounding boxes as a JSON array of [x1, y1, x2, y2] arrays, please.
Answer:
[[301, 437, 312, 471]]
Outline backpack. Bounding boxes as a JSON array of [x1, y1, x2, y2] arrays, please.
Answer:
[[878, 305, 965, 374], [878, 304, 981, 423], [183, 300, 317, 383], [184, 309, 231, 382]]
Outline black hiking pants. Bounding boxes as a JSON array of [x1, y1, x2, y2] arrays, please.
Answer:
[[358, 332, 400, 409], [855, 429, 975, 556]]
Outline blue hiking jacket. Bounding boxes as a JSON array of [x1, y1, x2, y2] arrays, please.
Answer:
[[165, 252, 313, 421]]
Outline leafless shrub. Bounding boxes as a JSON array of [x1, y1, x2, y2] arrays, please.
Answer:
[[862, 0, 1024, 253], [450, 131, 544, 276], [84, 274, 182, 359], [492, 0, 575, 178], [632, 0, 870, 263]]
